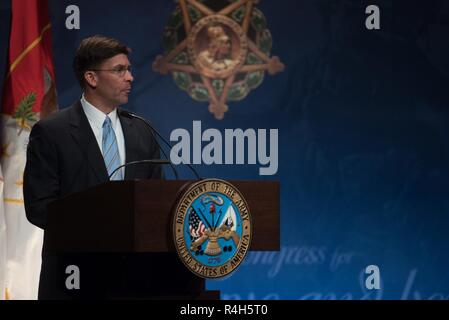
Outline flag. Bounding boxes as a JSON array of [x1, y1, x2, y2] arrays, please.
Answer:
[[218, 204, 237, 231], [0, 166, 6, 299], [189, 208, 206, 241], [0, 0, 57, 300]]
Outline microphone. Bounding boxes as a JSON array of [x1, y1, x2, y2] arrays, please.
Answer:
[[119, 110, 202, 180], [108, 159, 173, 180]]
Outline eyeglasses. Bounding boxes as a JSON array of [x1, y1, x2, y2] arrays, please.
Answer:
[[91, 65, 132, 77]]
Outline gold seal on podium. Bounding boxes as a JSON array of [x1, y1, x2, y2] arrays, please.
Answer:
[[173, 179, 252, 278]]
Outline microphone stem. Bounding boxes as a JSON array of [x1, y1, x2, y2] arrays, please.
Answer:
[[128, 113, 201, 180], [108, 159, 171, 180], [129, 114, 179, 180], [150, 134, 179, 180]]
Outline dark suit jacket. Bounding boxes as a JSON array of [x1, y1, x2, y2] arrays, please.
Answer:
[[23, 101, 163, 299], [24, 100, 162, 229]]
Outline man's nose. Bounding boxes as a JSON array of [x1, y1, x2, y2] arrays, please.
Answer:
[[125, 70, 133, 82]]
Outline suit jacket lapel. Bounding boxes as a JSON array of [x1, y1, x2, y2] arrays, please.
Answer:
[[118, 108, 139, 180], [69, 101, 109, 184]]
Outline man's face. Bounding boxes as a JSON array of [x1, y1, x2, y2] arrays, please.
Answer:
[[92, 53, 133, 107]]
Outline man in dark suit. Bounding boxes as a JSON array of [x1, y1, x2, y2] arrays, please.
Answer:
[[23, 35, 163, 299]]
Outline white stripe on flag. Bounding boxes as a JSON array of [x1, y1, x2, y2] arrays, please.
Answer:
[[1, 115, 43, 300]]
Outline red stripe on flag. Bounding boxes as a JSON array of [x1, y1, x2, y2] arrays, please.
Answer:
[[1, 0, 56, 116]]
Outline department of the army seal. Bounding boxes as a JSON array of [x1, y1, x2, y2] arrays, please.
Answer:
[[173, 179, 252, 279]]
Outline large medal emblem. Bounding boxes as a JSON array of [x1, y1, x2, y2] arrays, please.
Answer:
[[153, 0, 284, 119], [173, 179, 252, 278]]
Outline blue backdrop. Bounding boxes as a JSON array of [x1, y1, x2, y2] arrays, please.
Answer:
[[1, 0, 449, 299]]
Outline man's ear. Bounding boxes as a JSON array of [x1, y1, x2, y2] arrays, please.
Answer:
[[84, 71, 98, 88]]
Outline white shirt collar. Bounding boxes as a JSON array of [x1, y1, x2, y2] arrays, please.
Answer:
[[80, 94, 119, 129]]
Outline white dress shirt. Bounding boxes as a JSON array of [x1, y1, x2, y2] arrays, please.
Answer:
[[80, 94, 126, 178]]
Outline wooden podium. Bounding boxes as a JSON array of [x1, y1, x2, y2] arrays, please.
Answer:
[[45, 180, 279, 299]]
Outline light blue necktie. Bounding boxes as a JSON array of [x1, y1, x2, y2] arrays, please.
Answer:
[[102, 116, 123, 180]]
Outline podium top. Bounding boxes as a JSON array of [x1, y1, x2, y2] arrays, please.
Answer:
[[46, 179, 279, 254]]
